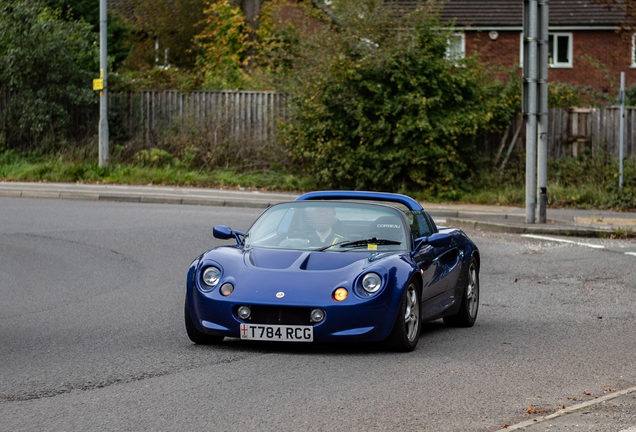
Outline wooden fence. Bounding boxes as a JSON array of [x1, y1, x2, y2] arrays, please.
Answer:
[[108, 90, 288, 144], [0, 90, 288, 145], [131, 90, 288, 143], [548, 107, 636, 158], [1, 89, 635, 158]]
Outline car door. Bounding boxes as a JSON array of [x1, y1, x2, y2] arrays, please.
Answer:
[[409, 211, 453, 301]]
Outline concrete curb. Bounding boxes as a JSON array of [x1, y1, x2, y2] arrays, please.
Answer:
[[2, 183, 635, 237], [0, 189, 275, 208], [444, 217, 615, 238]]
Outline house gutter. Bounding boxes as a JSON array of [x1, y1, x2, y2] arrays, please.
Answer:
[[447, 26, 619, 31]]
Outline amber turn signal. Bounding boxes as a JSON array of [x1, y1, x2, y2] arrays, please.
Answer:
[[333, 288, 348, 302]]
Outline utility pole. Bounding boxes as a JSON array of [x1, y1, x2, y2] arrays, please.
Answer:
[[537, 0, 549, 223], [619, 71, 625, 190], [99, 0, 109, 167], [523, 0, 538, 224]]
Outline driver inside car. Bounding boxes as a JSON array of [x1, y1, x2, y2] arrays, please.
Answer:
[[301, 206, 347, 247]]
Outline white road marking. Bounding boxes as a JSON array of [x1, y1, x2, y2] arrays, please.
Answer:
[[521, 234, 606, 249], [522, 234, 636, 257], [503, 385, 636, 431]]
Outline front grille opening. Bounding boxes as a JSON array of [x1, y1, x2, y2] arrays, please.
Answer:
[[237, 306, 312, 325]]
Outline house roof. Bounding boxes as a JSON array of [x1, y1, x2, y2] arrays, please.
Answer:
[[384, 0, 628, 28]]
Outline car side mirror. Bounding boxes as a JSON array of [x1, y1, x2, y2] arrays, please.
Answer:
[[213, 225, 233, 240], [413, 232, 452, 251], [213, 225, 245, 245]]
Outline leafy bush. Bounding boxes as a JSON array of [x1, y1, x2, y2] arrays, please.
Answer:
[[0, 0, 98, 149], [278, 0, 516, 197], [548, 152, 636, 210], [548, 81, 610, 108]]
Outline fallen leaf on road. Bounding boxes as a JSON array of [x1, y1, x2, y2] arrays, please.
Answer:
[[584, 391, 591, 395], [526, 406, 547, 414]]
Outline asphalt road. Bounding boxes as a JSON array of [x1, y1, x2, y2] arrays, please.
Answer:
[[1, 198, 635, 432]]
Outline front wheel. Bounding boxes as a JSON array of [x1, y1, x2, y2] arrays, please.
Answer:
[[386, 281, 421, 352], [184, 298, 224, 344], [443, 256, 479, 327]]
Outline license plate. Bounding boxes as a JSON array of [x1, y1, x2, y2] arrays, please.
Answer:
[[239, 324, 313, 342]]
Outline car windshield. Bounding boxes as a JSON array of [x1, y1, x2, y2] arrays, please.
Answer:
[[244, 201, 409, 252]]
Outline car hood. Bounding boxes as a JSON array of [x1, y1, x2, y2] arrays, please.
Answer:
[[245, 247, 383, 271], [197, 246, 412, 305]]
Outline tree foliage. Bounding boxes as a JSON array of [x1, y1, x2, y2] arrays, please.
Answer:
[[0, 0, 98, 148], [45, 0, 134, 68], [110, 0, 207, 70], [279, 0, 517, 197], [194, 0, 300, 89]]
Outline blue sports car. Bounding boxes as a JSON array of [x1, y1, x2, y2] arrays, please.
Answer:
[[185, 191, 480, 351]]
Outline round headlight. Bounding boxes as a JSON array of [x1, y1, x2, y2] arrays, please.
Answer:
[[362, 273, 382, 293], [202, 266, 221, 288]]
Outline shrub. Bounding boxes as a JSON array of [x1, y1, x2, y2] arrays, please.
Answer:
[[0, 0, 99, 149], [278, 0, 516, 197]]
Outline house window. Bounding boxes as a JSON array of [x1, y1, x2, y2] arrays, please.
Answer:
[[549, 33, 572, 67], [446, 33, 465, 62], [519, 32, 573, 68]]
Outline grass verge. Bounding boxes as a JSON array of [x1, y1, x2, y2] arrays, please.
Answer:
[[0, 153, 315, 192], [1, 151, 634, 211]]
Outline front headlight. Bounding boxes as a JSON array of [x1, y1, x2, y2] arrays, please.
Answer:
[[202, 266, 222, 288], [361, 272, 382, 293]]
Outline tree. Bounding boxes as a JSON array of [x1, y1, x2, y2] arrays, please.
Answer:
[[45, 0, 134, 68], [109, 0, 207, 69], [194, 0, 298, 89], [279, 0, 517, 197], [236, 0, 265, 68], [0, 0, 98, 148]]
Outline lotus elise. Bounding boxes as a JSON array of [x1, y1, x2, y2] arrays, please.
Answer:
[[185, 191, 480, 351]]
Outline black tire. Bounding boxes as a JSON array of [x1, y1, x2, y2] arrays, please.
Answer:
[[386, 280, 421, 352], [184, 298, 224, 344], [443, 256, 479, 327]]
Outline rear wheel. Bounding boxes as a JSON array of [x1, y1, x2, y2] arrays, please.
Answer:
[[443, 257, 479, 327], [386, 281, 421, 352], [184, 298, 224, 344]]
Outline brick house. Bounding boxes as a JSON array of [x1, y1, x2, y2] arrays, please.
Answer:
[[392, 0, 635, 92]]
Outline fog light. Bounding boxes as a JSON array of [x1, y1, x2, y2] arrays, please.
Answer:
[[220, 283, 234, 296], [310, 308, 325, 323], [237, 305, 251, 320], [333, 288, 348, 302]]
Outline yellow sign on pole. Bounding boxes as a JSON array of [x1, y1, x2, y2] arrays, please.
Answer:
[[93, 79, 103, 90]]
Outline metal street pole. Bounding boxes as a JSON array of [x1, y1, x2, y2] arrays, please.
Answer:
[[99, 0, 109, 168], [619, 71, 625, 190], [537, 0, 549, 223], [523, 0, 538, 224]]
